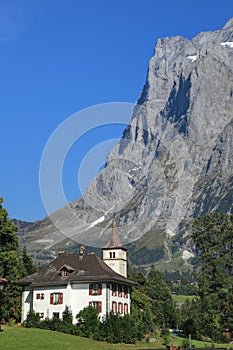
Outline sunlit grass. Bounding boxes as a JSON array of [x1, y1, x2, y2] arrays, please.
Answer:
[[172, 295, 197, 303], [0, 326, 231, 350], [0, 326, 163, 350]]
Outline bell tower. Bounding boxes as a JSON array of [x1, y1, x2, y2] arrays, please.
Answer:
[[102, 218, 127, 277]]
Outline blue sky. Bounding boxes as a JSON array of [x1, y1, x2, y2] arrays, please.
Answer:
[[1, 0, 232, 222]]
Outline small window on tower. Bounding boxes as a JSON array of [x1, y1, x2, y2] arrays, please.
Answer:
[[113, 252, 116, 258], [109, 252, 112, 258]]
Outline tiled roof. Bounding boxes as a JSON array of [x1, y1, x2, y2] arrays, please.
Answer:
[[17, 253, 136, 287]]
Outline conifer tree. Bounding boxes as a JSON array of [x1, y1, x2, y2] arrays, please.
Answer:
[[0, 198, 36, 321], [21, 245, 37, 277], [181, 213, 233, 342], [0, 197, 18, 252]]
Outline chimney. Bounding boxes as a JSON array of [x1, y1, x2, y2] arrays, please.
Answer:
[[79, 246, 85, 261]]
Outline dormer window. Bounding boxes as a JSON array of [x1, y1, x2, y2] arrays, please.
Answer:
[[61, 269, 68, 277], [59, 264, 74, 277]]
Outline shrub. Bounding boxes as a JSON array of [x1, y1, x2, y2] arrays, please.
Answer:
[[25, 310, 40, 328], [98, 312, 137, 344], [76, 306, 100, 338], [8, 318, 16, 327], [62, 305, 73, 324]]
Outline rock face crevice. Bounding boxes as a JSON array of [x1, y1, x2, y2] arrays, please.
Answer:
[[16, 19, 233, 270], [162, 72, 192, 136]]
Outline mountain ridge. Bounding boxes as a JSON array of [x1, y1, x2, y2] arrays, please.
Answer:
[[15, 18, 233, 271]]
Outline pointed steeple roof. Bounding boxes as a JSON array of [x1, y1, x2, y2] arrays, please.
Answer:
[[104, 216, 123, 248]]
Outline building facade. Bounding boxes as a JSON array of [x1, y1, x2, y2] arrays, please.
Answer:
[[18, 222, 136, 323]]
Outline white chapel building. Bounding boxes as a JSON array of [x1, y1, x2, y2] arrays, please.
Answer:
[[17, 220, 136, 323]]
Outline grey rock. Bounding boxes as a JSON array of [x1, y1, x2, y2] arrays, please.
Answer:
[[16, 18, 233, 270]]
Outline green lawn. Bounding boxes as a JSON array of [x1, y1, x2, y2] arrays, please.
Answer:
[[0, 326, 231, 350], [0, 326, 161, 350], [167, 336, 232, 349], [172, 295, 197, 303]]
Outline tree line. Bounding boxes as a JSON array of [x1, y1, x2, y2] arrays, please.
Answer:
[[0, 198, 37, 321]]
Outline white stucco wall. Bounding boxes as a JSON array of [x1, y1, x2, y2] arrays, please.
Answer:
[[22, 285, 70, 322], [71, 282, 131, 320], [22, 282, 131, 323], [72, 283, 106, 319], [21, 287, 32, 322]]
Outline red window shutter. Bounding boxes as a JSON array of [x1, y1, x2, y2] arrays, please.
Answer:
[[98, 302, 102, 313], [89, 301, 92, 307], [50, 293, 54, 304], [89, 284, 93, 295], [98, 284, 102, 295], [36, 293, 40, 299], [112, 301, 116, 313], [59, 293, 63, 304]]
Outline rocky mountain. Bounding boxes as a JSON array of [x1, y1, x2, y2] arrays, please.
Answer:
[[16, 18, 233, 271]]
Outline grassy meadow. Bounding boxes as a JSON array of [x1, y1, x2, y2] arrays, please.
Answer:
[[0, 326, 162, 350], [172, 295, 197, 303], [0, 326, 232, 350]]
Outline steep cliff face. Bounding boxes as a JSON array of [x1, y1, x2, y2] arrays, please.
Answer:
[[83, 18, 233, 240], [16, 19, 233, 270]]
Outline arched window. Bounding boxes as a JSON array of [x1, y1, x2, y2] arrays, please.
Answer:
[[112, 301, 117, 313], [118, 302, 123, 314]]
